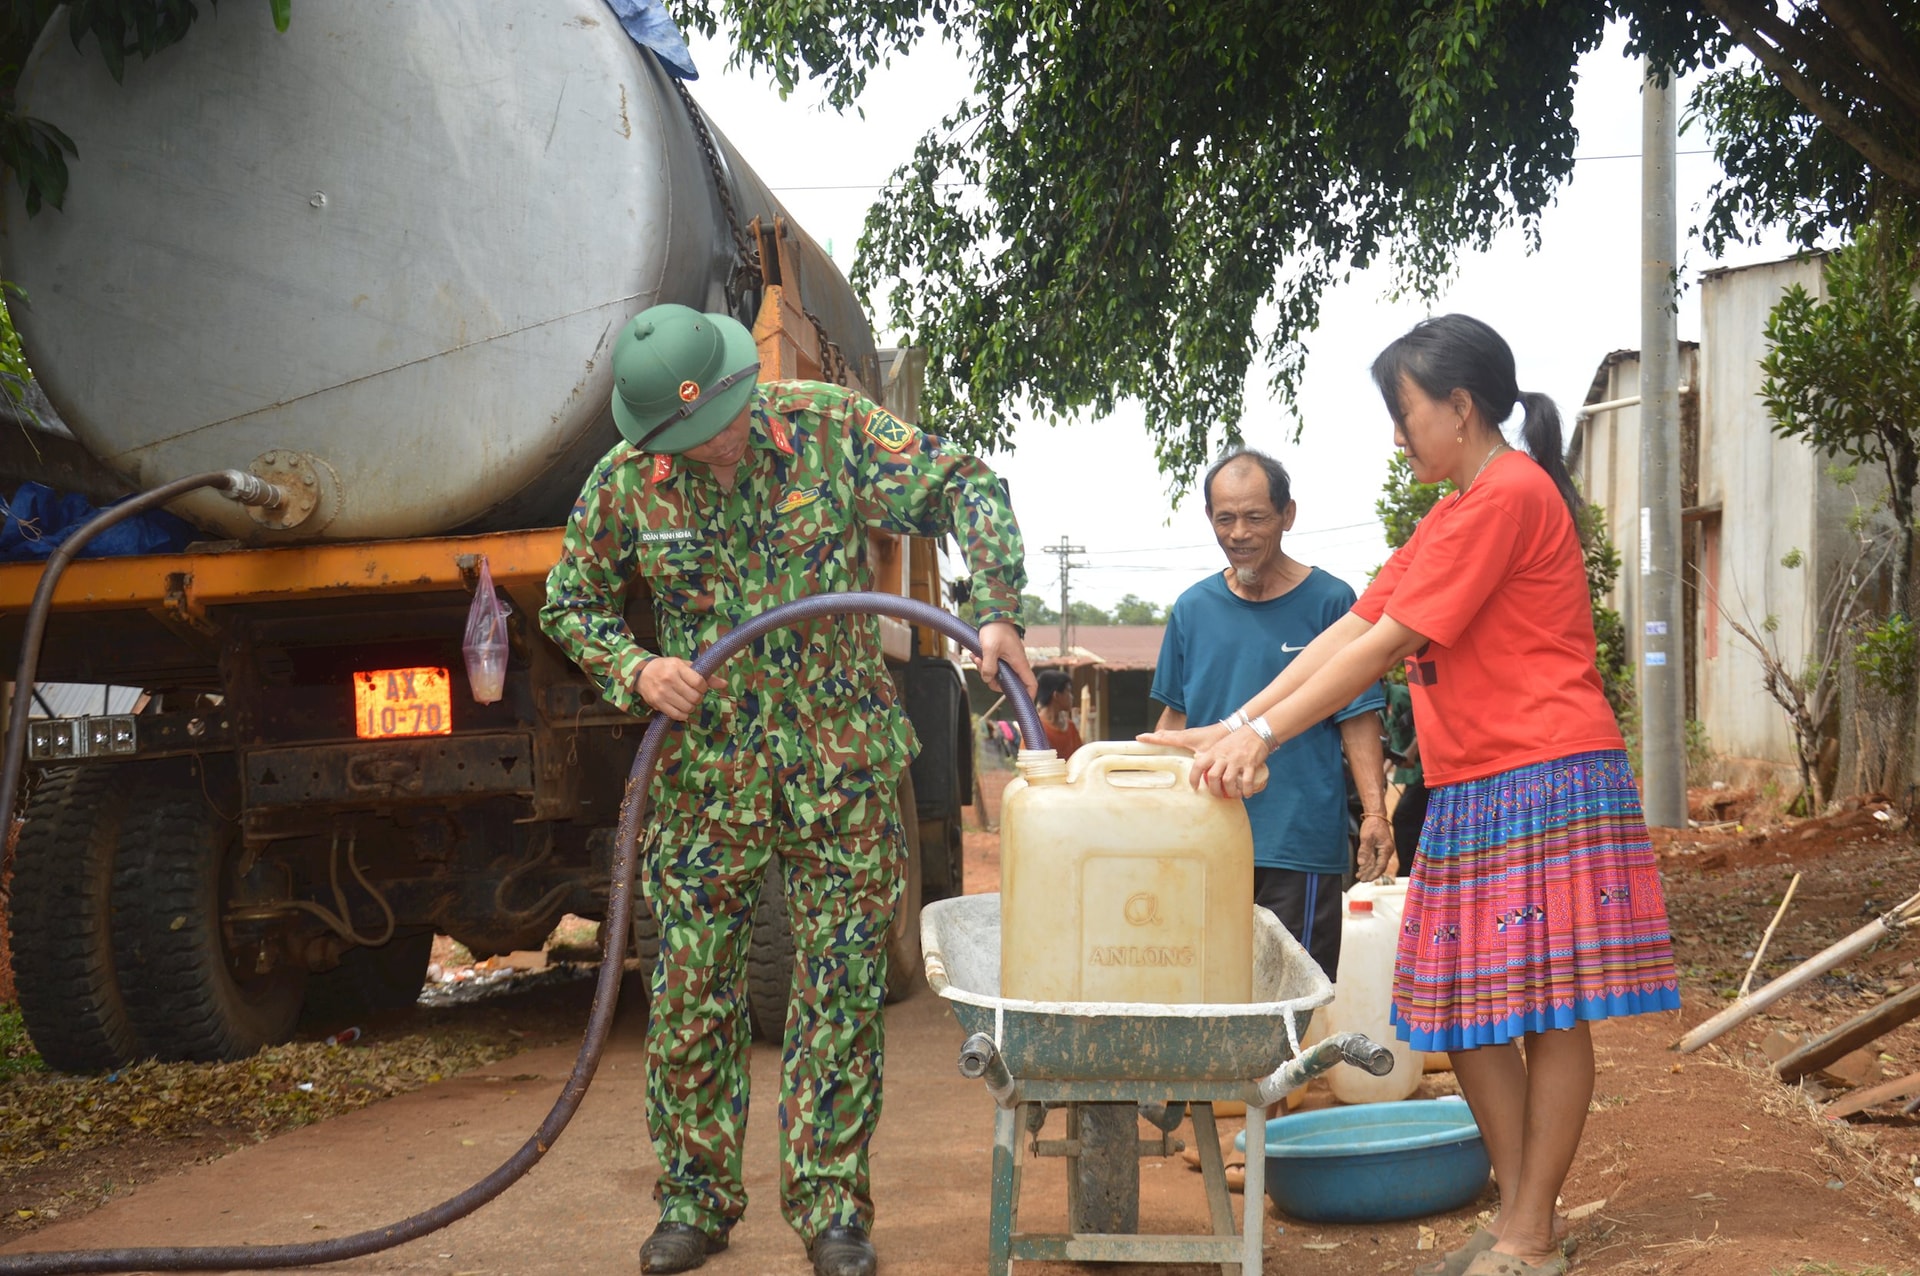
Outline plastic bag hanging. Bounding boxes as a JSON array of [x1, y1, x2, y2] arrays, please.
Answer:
[[462, 556, 512, 704]]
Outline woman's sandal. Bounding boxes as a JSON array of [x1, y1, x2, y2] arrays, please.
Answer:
[[1413, 1227, 1498, 1276], [1462, 1250, 1571, 1276]]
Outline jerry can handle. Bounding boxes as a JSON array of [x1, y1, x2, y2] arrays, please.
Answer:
[[1081, 750, 1192, 788]]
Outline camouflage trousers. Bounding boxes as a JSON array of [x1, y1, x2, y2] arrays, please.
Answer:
[[642, 788, 903, 1243]]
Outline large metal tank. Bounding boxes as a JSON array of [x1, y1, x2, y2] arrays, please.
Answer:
[[0, 0, 875, 542]]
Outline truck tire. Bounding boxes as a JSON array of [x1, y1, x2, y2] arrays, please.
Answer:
[[745, 770, 923, 1042], [110, 787, 306, 1062], [629, 891, 661, 981], [300, 930, 433, 1030], [882, 770, 925, 1004], [746, 863, 795, 1044], [917, 813, 964, 903], [1068, 1103, 1142, 1235], [6, 766, 146, 1072]]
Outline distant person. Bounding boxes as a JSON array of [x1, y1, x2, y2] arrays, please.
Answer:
[[1147, 315, 1681, 1276], [1036, 668, 1084, 758], [1146, 447, 1391, 983], [1384, 680, 1428, 870]]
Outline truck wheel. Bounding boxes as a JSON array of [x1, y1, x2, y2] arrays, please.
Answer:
[[882, 768, 924, 1004], [629, 891, 661, 981], [746, 864, 795, 1044], [111, 787, 306, 1062], [6, 766, 146, 1072], [746, 770, 924, 1041], [1068, 1102, 1142, 1234], [918, 813, 965, 903], [300, 930, 433, 1029]]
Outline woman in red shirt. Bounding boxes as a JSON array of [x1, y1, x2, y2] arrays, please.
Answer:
[[1146, 315, 1678, 1276]]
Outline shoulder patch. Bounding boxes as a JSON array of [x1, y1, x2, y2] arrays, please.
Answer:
[[862, 407, 917, 453], [767, 417, 795, 456], [649, 455, 673, 483]]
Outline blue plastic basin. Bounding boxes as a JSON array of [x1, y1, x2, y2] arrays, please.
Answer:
[[1232, 1097, 1490, 1223]]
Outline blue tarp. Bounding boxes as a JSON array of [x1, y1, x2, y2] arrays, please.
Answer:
[[601, 0, 699, 79], [0, 482, 201, 562]]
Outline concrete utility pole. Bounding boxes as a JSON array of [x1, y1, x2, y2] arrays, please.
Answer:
[[1043, 535, 1087, 655], [1640, 60, 1687, 828]]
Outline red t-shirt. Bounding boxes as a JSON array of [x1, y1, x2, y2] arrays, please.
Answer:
[[1353, 451, 1623, 786]]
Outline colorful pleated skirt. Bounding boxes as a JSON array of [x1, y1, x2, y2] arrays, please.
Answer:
[[1389, 750, 1682, 1052]]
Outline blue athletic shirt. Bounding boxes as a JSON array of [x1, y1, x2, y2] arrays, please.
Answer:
[[1150, 568, 1386, 874]]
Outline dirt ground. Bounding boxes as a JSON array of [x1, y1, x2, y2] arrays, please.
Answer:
[[2, 769, 1919, 1273]]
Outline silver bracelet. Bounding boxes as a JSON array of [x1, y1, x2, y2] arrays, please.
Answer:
[[1245, 713, 1277, 750], [1220, 709, 1248, 732]]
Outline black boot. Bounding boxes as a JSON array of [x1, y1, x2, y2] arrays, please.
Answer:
[[639, 1220, 727, 1274], [808, 1224, 877, 1276]]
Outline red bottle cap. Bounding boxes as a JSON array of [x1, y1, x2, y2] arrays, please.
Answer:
[[1348, 898, 1374, 914]]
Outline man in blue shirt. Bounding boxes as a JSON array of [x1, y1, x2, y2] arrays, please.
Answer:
[[1149, 449, 1391, 981]]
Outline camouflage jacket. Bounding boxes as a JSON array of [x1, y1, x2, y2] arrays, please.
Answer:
[[541, 380, 1026, 825]]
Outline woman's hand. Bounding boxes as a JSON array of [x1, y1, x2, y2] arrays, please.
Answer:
[[1189, 726, 1272, 799], [1137, 721, 1229, 755]]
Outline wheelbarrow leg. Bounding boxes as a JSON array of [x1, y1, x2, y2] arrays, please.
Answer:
[[1241, 1104, 1265, 1276], [988, 1102, 1022, 1276], [1189, 1102, 1241, 1276]]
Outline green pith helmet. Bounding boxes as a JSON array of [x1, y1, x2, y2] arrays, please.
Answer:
[[609, 304, 760, 453]]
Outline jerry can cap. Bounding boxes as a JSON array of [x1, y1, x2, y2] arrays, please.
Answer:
[[1348, 898, 1374, 914]]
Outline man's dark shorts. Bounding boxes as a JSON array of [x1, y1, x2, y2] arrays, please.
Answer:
[[1254, 867, 1344, 983]]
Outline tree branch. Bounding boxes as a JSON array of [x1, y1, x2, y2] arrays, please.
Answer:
[[1702, 0, 1920, 194], [1728, 0, 1915, 121], [1818, 0, 1920, 119]]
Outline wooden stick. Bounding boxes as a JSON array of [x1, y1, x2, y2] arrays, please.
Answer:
[[1773, 981, 1920, 1081], [1674, 889, 1920, 1054], [1823, 1068, 1920, 1120], [1739, 872, 1802, 999]]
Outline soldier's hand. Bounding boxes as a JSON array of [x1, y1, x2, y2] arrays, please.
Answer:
[[637, 657, 724, 721], [978, 621, 1037, 700]]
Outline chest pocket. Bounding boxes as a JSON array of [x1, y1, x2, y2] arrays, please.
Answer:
[[637, 536, 717, 617], [770, 485, 848, 563]]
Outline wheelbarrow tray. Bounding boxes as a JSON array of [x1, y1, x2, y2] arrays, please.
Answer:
[[921, 894, 1333, 1084]]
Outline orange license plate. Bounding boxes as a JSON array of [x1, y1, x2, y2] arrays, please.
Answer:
[[353, 667, 453, 739]]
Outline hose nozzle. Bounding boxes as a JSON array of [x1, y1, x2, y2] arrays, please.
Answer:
[[216, 469, 287, 510]]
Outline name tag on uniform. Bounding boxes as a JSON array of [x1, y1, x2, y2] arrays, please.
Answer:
[[776, 486, 821, 514], [639, 528, 698, 544]]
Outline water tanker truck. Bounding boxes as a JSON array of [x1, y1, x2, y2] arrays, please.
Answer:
[[0, 1, 976, 1071]]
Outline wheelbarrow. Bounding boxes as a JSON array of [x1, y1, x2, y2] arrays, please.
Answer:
[[922, 893, 1395, 1276]]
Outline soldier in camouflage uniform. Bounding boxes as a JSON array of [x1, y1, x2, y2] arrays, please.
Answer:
[[541, 304, 1033, 1276]]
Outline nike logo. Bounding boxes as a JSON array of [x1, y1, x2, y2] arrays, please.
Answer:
[[1281, 643, 1307, 653]]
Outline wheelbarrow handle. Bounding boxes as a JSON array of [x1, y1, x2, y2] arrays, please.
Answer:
[[958, 1032, 1018, 1106], [1253, 1031, 1395, 1107]]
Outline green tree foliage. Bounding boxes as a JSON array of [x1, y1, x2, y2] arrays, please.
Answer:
[[0, 1, 289, 215], [1688, 1, 1920, 255], [1065, 599, 1111, 628], [1019, 593, 1058, 629], [1375, 453, 1452, 551], [1578, 504, 1634, 721], [1110, 593, 1166, 625], [1760, 209, 1920, 619], [671, 0, 1724, 484], [1, 284, 31, 414]]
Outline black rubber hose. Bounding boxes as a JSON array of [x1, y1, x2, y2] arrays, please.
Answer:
[[0, 591, 1039, 1273], [0, 469, 284, 837]]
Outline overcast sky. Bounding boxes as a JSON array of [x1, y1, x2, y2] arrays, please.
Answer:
[[680, 22, 1807, 614]]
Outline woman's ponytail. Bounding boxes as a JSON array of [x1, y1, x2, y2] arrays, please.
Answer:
[[1519, 391, 1583, 525]]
